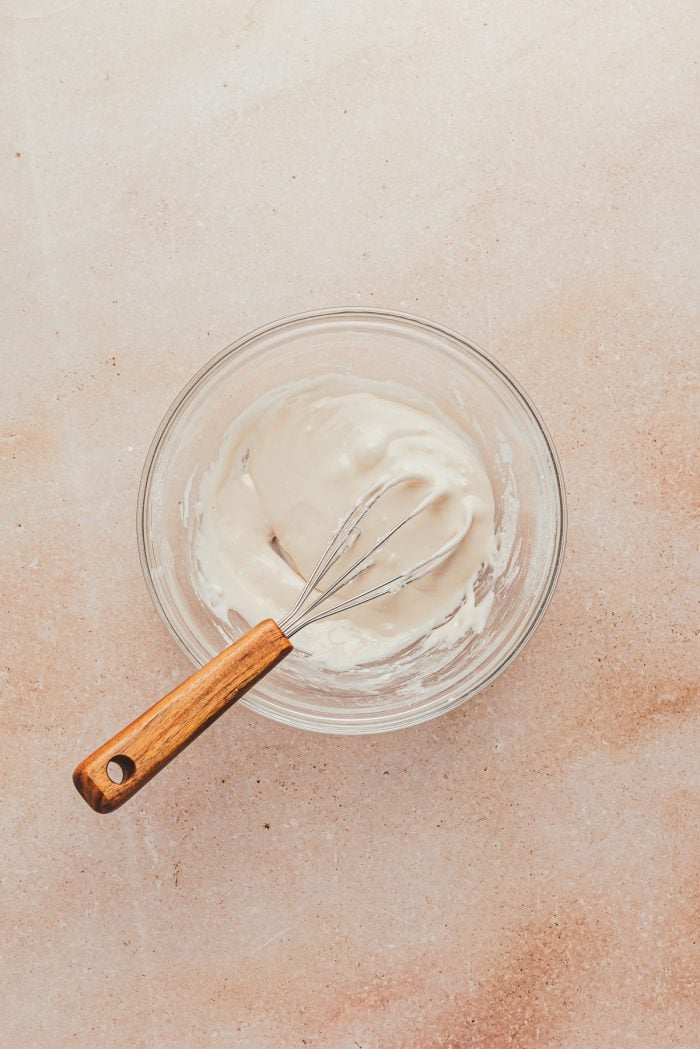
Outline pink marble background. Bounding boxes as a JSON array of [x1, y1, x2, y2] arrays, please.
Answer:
[[2, 2, 698, 1046]]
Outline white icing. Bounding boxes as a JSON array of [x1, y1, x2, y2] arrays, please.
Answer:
[[193, 376, 496, 670]]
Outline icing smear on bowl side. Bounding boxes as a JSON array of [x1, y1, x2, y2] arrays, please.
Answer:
[[192, 376, 498, 671]]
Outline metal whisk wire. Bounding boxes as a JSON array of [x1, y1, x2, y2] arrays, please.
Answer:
[[279, 475, 471, 638]]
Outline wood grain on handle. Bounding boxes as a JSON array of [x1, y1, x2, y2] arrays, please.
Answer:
[[72, 619, 292, 813]]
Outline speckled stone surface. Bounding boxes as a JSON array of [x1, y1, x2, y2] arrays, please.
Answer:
[[2, 2, 698, 1046]]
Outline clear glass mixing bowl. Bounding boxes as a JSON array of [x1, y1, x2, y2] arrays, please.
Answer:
[[137, 308, 566, 733]]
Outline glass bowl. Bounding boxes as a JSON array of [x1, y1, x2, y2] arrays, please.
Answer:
[[137, 308, 566, 733]]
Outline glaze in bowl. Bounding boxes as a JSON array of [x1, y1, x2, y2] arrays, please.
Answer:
[[137, 308, 566, 733]]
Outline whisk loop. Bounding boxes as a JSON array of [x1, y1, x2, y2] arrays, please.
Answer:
[[279, 475, 471, 638]]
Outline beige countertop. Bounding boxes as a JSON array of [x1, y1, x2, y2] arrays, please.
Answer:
[[2, 2, 698, 1046]]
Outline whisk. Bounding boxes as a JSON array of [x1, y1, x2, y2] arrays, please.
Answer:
[[73, 477, 468, 812]]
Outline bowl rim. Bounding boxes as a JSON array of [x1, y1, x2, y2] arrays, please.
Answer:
[[137, 306, 567, 732]]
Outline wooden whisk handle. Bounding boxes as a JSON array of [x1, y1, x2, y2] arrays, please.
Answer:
[[72, 619, 292, 813]]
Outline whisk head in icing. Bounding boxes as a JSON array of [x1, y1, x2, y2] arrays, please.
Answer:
[[278, 475, 471, 638]]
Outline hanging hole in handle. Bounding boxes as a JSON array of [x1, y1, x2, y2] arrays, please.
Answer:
[[106, 755, 136, 784]]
